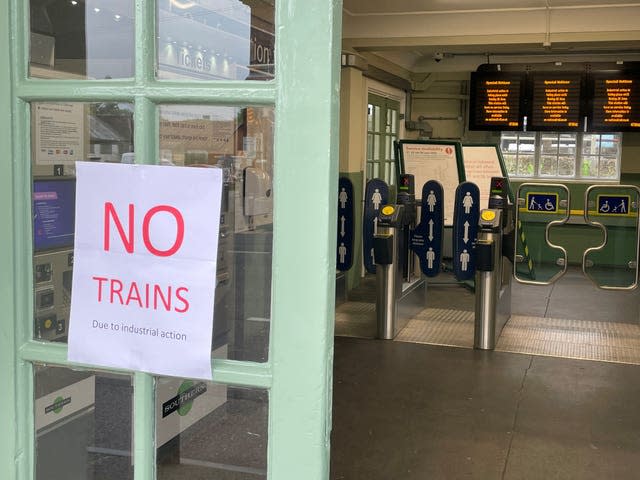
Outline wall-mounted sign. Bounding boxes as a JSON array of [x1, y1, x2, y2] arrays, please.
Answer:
[[68, 162, 223, 380], [469, 72, 525, 130], [529, 73, 583, 131], [525, 192, 559, 213], [590, 73, 640, 131]]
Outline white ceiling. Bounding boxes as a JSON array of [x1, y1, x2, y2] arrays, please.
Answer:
[[342, 0, 640, 74]]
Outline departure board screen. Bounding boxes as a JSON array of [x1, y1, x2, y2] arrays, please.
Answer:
[[590, 73, 640, 131], [469, 72, 524, 130], [529, 73, 583, 131]]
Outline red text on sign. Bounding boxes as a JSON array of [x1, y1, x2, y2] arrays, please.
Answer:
[[104, 203, 185, 257]]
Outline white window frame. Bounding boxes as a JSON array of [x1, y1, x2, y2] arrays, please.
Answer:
[[500, 131, 622, 182]]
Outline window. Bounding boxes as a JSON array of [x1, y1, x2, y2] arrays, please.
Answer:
[[366, 94, 399, 185], [500, 132, 622, 181]]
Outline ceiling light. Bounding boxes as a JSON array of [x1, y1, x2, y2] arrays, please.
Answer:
[[94, 7, 100, 13]]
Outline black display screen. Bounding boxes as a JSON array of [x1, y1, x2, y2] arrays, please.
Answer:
[[469, 72, 525, 130], [529, 73, 583, 131], [589, 72, 640, 132]]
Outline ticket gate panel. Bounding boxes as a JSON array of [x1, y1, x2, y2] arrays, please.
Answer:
[[583, 185, 640, 290], [514, 183, 570, 285]]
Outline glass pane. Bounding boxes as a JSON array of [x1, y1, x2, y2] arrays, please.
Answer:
[[390, 109, 397, 132], [30, 0, 135, 79], [372, 162, 379, 178], [34, 365, 133, 480], [366, 133, 373, 161], [373, 135, 380, 161], [558, 155, 575, 176], [558, 133, 576, 156], [159, 104, 274, 362], [31, 102, 134, 343], [599, 156, 618, 179], [517, 154, 534, 177], [584, 186, 639, 288], [157, 0, 275, 81], [539, 155, 557, 176], [500, 132, 518, 154], [367, 105, 374, 131], [517, 133, 535, 154], [540, 133, 559, 154], [503, 154, 517, 175], [582, 134, 600, 155], [156, 378, 267, 479], [600, 134, 621, 156], [515, 184, 570, 283], [581, 156, 597, 177], [373, 106, 381, 132]]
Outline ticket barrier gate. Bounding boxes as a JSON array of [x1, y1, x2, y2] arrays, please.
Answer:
[[474, 182, 514, 350], [373, 203, 427, 340]]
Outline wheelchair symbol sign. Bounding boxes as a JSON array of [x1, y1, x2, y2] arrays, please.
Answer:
[[525, 192, 558, 213], [597, 195, 630, 215]]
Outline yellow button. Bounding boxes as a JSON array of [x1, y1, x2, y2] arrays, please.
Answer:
[[381, 205, 395, 215], [44, 319, 53, 329], [481, 210, 496, 221]]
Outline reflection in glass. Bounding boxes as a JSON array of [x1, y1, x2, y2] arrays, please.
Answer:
[[157, 0, 275, 81], [156, 379, 267, 479], [159, 105, 274, 362], [31, 102, 134, 343], [34, 365, 133, 480], [30, 0, 135, 79]]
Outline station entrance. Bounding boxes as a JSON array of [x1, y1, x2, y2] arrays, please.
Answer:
[[335, 144, 640, 366]]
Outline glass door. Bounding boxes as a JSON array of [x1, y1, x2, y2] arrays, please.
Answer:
[[1, 1, 342, 479]]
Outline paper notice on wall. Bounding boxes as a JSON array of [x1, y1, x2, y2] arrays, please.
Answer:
[[68, 162, 223, 380], [34, 103, 85, 165]]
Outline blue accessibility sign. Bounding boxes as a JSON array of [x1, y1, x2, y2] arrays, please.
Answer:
[[525, 192, 558, 213], [410, 180, 444, 277], [363, 179, 389, 274], [337, 177, 355, 271], [452, 182, 480, 281], [597, 194, 631, 215]]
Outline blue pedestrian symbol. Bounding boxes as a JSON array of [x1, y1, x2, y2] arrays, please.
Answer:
[[526, 193, 558, 213], [597, 195, 630, 215], [411, 180, 444, 277], [363, 179, 389, 274], [452, 182, 480, 281], [337, 178, 355, 271]]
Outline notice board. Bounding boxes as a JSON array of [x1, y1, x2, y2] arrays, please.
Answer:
[[397, 140, 464, 225], [461, 144, 511, 209]]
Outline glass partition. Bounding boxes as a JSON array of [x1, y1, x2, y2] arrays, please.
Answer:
[[157, 0, 275, 81], [156, 377, 267, 479], [34, 365, 133, 480], [514, 183, 570, 284], [31, 102, 134, 343], [29, 0, 135, 79], [583, 185, 640, 289]]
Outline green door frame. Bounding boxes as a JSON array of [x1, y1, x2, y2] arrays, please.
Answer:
[[0, 1, 342, 478]]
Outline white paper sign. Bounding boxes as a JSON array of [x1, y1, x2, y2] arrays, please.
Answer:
[[68, 162, 222, 380]]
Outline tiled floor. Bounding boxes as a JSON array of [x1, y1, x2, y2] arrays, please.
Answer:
[[332, 268, 640, 479]]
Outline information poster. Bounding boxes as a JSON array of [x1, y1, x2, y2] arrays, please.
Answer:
[[462, 145, 506, 209], [34, 103, 85, 165], [68, 162, 223, 380], [400, 141, 461, 225]]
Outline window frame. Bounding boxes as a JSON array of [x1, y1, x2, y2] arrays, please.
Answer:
[[500, 131, 622, 182], [2, 1, 342, 479]]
